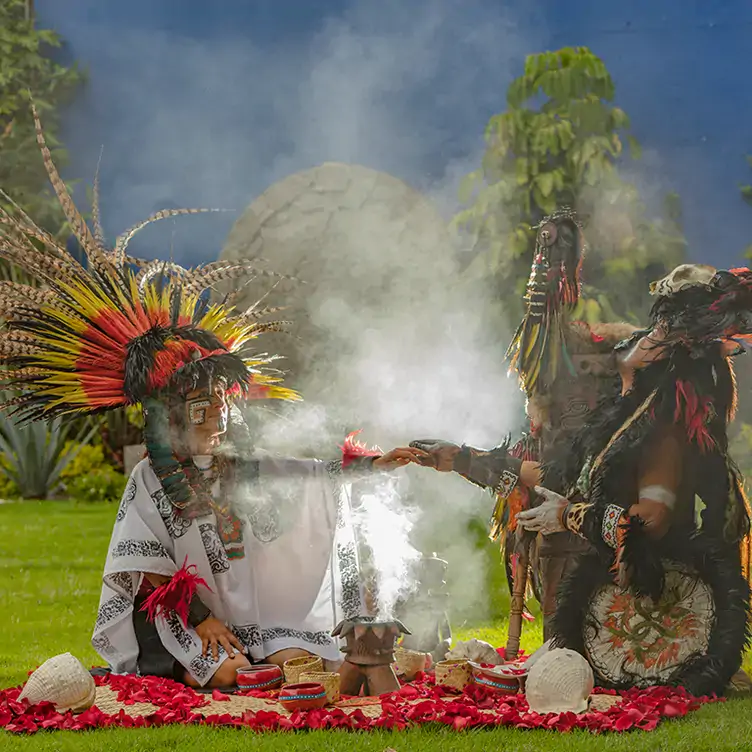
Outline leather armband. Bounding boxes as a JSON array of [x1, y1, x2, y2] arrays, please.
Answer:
[[186, 595, 212, 628], [563, 501, 592, 539], [455, 445, 522, 497]]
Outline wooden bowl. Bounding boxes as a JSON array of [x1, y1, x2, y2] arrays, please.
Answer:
[[236, 664, 283, 691], [278, 682, 328, 711]]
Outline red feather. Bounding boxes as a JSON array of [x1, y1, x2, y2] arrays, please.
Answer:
[[339, 430, 381, 469], [674, 380, 714, 452], [139, 557, 211, 627]]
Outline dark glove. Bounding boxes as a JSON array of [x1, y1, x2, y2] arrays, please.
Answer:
[[408, 440, 461, 471]]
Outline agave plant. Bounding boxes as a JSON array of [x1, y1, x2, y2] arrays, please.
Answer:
[[0, 406, 98, 499]]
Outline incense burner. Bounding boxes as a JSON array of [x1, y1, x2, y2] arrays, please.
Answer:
[[331, 617, 410, 696]]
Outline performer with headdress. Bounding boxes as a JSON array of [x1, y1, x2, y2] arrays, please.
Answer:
[[412, 209, 637, 637], [515, 264, 752, 696], [0, 108, 427, 688]]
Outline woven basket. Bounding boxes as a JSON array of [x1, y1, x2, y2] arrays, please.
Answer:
[[435, 659, 472, 692], [394, 646, 426, 680], [283, 655, 324, 685], [299, 671, 340, 704]]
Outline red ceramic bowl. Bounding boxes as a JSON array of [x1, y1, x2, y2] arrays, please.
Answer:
[[471, 666, 521, 695], [278, 682, 328, 711], [236, 664, 284, 691]]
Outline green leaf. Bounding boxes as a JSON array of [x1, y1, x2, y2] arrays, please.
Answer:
[[535, 172, 555, 198]]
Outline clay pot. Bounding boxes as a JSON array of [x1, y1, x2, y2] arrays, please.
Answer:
[[471, 664, 522, 695], [236, 664, 283, 691], [278, 682, 328, 711], [299, 671, 340, 704]]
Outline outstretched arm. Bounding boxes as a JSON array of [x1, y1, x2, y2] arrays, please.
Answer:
[[410, 439, 541, 496]]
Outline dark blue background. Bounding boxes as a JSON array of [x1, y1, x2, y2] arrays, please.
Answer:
[[36, 0, 752, 267]]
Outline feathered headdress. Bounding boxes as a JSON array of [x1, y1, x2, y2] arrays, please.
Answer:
[[0, 105, 300, 423], [506, 207, 586, 395]]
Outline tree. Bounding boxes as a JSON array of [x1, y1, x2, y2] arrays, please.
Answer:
[[742, 155, 752, 260], [0, 0, 84, 248], [454, 47, 686, 325]]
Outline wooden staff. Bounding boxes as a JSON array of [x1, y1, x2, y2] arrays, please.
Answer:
[[504, 526, 535, 661]]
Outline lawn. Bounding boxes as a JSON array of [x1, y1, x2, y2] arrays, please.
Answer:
[[1, 500, 752, 751]]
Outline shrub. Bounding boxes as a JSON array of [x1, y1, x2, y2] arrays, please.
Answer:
[[0, 412, 98, 499], [66, 466, 127, 504], [58, 441, 127, 502]]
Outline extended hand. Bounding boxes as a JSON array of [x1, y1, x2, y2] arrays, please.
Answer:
[[515, 486, 567, 534], [373, 446, 431, 471], [195, 616, 246, 661], [408, 440, 461, 471]]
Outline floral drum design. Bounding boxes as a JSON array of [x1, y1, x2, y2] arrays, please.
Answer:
[[584, 564, 713, 687]]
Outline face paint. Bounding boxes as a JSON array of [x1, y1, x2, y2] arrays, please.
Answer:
[[188, 398, 211, 425], [217, 405, 228, 433]]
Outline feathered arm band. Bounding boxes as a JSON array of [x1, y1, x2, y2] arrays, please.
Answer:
[[339, 430, 382, 472], [139, 557, 212, 627]]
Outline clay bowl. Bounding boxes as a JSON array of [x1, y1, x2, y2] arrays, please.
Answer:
[[471, 664, 523, 695], [236, 664, 284, 691], [278, 682, 328, 712]]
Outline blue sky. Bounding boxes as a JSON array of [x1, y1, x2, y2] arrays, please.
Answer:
[[37, 0, 752, 268]]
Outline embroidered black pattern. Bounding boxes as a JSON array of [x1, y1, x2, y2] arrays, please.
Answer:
[[112, 539, 170, 559], [92, 633, 114, 655], [232, 624, 263, 650], [189, 646, 226, 683], [328, 460, 363, 617], [107, 571, 135, 598], [325, 460, 347, 531], [199, 523, 231, 574], [95, 594, 131, 629], [151, 488, 192, 539], [166, 612, 195, 653], [261, 627, 333, 648], [337, 541, 361, 619], [116, 478, 138, 522], [246, 501, 282, 543]]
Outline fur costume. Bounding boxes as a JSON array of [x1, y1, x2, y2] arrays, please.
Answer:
[[548, 265, 752, 695]]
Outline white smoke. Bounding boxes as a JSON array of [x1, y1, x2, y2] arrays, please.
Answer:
[[61, 0, 542, 624]]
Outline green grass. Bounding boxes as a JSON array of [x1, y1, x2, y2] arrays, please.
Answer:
[[1, 500, 752, 751]]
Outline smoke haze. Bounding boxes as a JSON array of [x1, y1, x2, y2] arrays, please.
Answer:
[[57, 0, 675, 626]]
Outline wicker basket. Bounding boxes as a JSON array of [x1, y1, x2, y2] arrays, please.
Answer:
[[394, 646, 427, 680], [283, 655, 324, 685], [435, 659, 472, 692], [299, 671, 340, 704]]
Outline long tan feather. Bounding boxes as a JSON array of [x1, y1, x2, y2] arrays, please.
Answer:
[[31, 103, 100, 260], [92, 146, 107, 250], [113, 208, 227, 265]]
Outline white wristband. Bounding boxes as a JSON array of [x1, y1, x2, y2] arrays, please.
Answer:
[[638, 485, 676, 510]]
